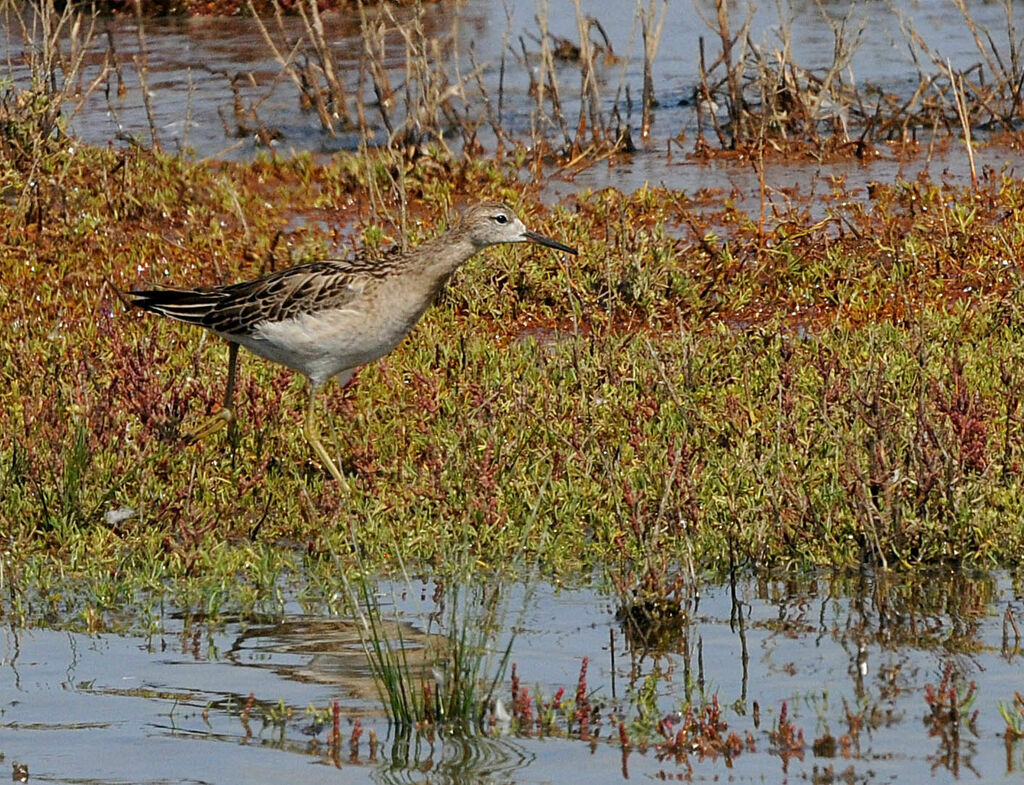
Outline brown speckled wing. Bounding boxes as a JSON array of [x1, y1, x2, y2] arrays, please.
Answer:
[[131, 260, 368, 338], [204, 262, 366, 335]]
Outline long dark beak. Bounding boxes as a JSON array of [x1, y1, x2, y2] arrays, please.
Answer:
[[524, 229, 577, 255]]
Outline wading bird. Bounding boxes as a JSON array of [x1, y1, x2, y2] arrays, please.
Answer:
[[128, 202, 577, 486]]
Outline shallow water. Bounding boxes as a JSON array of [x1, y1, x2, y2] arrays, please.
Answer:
[[3, 0, 1017, 195], [4, 570, 1024, 783]]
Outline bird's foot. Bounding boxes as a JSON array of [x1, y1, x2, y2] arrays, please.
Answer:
[[184, 406, 235, 445]]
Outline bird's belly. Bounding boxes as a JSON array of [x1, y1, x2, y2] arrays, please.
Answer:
[[232, 306, 420, 388]]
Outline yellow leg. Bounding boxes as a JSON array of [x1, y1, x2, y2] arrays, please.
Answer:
[[304, 383, 349, 489], [185, 342, 239, 444]]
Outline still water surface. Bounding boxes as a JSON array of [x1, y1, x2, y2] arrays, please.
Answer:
[[4, 0, 1022, 194], [3, 570, 1024, 783]]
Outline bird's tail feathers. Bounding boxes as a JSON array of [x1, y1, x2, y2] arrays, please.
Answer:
[[128, 288, 222, 327]]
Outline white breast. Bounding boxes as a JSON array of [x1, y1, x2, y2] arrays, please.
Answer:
[[229, 298, 426, 389]]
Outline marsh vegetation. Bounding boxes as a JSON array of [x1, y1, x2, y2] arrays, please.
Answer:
[[4, 0, 1024, 781]]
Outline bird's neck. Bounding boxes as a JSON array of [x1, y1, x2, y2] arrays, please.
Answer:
[[414, 232, 480, 281]]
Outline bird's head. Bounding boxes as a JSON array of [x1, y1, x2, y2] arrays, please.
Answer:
[[458, 202, 577, 255]]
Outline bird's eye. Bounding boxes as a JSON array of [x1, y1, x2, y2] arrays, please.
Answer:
[[494, 214, 508, 224]]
